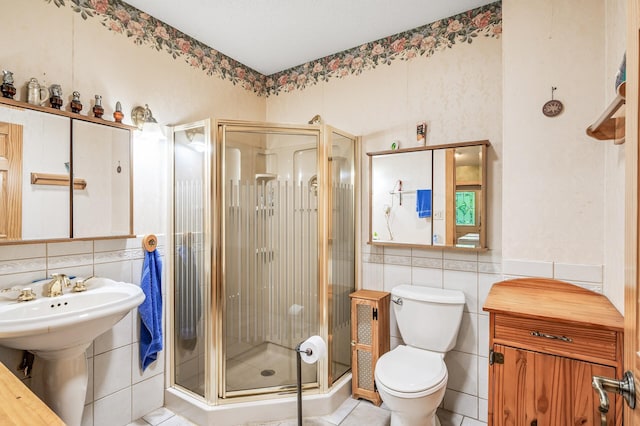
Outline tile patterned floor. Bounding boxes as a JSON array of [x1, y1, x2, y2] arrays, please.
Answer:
[[129, 400, 487, 426]]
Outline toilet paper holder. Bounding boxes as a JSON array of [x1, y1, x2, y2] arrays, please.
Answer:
[[294, 336, 326, 426], [296, 345, 313, 357]]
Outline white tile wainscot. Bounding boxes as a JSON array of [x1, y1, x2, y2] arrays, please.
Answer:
[[0, 237, 167, 426]]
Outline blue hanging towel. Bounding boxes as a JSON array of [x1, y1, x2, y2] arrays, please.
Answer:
[[416, 189, 432, 218], [139, 249, 163, 371]]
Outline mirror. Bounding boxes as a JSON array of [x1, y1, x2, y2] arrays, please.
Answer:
[[368, 141, 488, 250], [0, 105, 70, 240], [0, 101, 133, 242], [72, 120, 132, 238], [370, 150, 433, 244]]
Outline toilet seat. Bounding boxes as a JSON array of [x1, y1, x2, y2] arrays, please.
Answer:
[[375, 345, 447, 398]]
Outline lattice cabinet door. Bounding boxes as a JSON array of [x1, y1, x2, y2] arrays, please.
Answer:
[[349, 290, 390, 406]]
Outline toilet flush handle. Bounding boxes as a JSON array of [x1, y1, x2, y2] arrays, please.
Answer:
[[392, 297, 403, 305]]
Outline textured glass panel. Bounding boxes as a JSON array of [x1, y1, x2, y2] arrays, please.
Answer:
[[173, 126, 207, 398], [329, 133, 356, 384], [357, 304, 372, 345], [357, 350, 373, 391], [222, 129, 320, 394]]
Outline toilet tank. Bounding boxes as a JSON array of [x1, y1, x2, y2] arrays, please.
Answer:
[[391, 284, 465, 353]]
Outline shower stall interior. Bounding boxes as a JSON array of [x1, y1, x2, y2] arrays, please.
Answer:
[[171, 119, 358, 406]]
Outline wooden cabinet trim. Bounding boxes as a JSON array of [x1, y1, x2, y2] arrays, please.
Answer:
[[493, 313, 620, 365]]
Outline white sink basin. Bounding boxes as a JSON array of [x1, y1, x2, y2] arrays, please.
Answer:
[[0, 276, 145, 426], [0, 277, 144, 351]]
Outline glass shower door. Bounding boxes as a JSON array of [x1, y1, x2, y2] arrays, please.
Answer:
[[220, 124, 321, 397]]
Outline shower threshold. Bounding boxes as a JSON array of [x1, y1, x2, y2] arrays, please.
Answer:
[[165, 372, 352, 425]]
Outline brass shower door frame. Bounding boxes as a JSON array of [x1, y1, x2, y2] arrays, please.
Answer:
[[167, 119, 214, 402], [324, 125, 361, 386]]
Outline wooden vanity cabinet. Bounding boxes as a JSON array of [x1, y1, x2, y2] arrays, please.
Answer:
[[349, 290, 390, 406], [483, 278, 624, 426]]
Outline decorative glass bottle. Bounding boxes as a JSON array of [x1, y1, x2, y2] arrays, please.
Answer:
[[93, 94, 104, 118]]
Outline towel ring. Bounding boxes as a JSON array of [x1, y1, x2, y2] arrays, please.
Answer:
[[143, 234, 157, 252]]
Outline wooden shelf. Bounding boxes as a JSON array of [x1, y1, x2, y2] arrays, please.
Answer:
[[586, 82, 626, 144], [0, 97, 136, 131]]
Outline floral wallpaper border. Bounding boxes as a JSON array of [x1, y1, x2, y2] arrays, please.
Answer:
[[46, 0, 502, 97], [267, 3, 502, 96]]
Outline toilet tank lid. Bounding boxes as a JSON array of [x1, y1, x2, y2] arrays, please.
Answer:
[[391, 284, 465, 304]]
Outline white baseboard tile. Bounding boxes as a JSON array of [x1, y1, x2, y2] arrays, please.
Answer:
[[502, 259, 553, 278], [553, 262, 603, 284]]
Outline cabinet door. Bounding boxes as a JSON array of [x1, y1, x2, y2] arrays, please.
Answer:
[[351, 298, 380, 404], [491, 344, 616, 425], [0, 121, 22, 240], [72, 120, 131, 238]]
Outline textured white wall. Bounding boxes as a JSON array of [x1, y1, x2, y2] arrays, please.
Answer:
[[502, 0, 606, 265]]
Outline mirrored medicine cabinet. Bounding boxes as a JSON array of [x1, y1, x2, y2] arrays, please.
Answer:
[[368, 140, 489, 250], [0, 97, 133, 243]]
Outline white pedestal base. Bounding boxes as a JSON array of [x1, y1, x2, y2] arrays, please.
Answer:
[[33, 344, 90, 426]]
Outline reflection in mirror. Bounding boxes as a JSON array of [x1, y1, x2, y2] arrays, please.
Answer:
[[0, 105, 70, 241], [447, 145, 483, 248], [369, 141, 488, 250], [432, 149, 446, 245], [370, 150, 433, 245], [72, 120, 131, 238]]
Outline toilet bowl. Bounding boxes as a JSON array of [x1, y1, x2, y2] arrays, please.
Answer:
[[375, 345, 447, 426], [373, 285, 465, 426]]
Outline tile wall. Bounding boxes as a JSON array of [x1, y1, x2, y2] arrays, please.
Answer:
[[0, 236, 167, 426], [361, 244, 604, 423], [0, 237, 605, 426]]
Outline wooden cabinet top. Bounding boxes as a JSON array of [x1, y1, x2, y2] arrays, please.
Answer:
[[482, 278, 623, 332], [0, 362, 64, 425], [350, 289, 390, 302]]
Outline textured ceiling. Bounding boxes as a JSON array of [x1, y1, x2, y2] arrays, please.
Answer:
[[123, 0, 497, 75]]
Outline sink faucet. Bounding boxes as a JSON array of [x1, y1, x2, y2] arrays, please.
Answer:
[[46, 273, 71, 297]]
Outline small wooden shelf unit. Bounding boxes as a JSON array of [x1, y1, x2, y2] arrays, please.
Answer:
[[349, 289, 390, 406]]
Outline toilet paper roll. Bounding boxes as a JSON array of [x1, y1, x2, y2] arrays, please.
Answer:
[[299, 335, 327, 364]]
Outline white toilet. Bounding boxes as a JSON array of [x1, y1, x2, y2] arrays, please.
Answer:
[[374, 284, 465, 426]]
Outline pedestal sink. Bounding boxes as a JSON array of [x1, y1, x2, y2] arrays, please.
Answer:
[[0, 277, 145, 426]]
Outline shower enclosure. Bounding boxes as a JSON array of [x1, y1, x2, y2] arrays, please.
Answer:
[[170, 119, 358, 407]]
